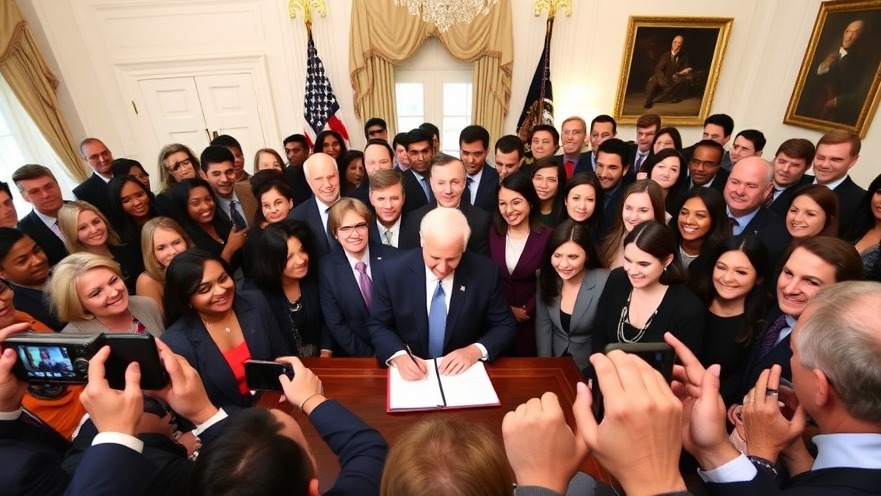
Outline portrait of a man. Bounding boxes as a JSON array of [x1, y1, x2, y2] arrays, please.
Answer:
[[786, 2, 881, 137], [614, 17, 732, 126]]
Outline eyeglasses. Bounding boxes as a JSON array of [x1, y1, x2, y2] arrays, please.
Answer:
[[338, 222, 368, 238], [169, 159, 193, 172], [689, 158, 720, 168]]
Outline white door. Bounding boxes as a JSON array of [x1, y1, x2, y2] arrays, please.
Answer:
[[138, 73, 266, 159]]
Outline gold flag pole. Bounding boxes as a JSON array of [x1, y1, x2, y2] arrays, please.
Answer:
[[533, 0, 572, 19]]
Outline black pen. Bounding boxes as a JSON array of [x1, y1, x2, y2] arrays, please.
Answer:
[[404, 344, 428, 377]]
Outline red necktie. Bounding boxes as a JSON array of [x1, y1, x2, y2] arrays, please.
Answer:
[[565, 160, 574, 179]]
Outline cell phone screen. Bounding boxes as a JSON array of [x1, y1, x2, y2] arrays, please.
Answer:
[[244, 360, 293, 391]]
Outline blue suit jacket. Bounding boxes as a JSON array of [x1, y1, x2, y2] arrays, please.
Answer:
[[17, 210, 69, 267], [288, 196, 334, 256], [368, 249, 517, 363], [398, 203, 491, 256], [161, 290, 288, 408], [0, 415, 71, 496], [319, 243, 397, 357], [401, 169, 434, 214], [739, 307, 792, 398]]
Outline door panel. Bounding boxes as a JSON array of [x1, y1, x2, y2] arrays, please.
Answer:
[[195, 74, 265, 162], [138, 77, 210, 153]]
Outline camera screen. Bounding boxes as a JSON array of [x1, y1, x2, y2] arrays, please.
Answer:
[[15, 346, 78, 380]]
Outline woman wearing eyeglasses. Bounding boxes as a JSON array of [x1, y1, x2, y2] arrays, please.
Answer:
[[318, 198, 397, 356], [156, 143, 199, 217]]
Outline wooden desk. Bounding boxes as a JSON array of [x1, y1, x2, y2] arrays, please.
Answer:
[[257, 357, 614, 490]]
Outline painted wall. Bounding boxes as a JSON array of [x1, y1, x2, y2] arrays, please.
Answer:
[[18, 0, 880, 187]]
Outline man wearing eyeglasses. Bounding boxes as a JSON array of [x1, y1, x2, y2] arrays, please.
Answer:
[[74, 138, 115, 216]]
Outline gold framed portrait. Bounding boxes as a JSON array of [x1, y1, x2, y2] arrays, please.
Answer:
[[784, 0, 881, 138], [613, 16, 733, 126]]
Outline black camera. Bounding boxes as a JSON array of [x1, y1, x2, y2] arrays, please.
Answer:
[[6, 332, 168, 390], [6, 333, 104, 383]]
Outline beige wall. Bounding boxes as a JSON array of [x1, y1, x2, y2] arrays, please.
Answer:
[[18, 0, 880, 187]]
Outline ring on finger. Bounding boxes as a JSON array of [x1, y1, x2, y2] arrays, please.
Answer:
[[765, 388, 779, 397]]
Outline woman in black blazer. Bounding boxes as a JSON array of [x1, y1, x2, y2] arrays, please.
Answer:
[[535, 220, 609, 370], [161, 249, 287, 408], [248, 219, 329, 357]]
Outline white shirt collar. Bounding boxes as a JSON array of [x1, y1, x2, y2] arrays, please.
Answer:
[[814, 175, 848, 191], [813, 433, 881, 470]]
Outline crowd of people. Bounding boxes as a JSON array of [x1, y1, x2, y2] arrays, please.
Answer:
[[1, 112, 880, 494]]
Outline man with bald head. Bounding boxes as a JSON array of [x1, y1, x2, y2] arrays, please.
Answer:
[[74, 138, 114, 214], [368, 207, 516, 380], [803, 19, 870, 123], [397, 153, 490, 255], [724, 156, 790, 263], [287, 152, 340, 256]]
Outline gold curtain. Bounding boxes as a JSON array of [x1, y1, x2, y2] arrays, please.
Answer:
[[0, 0, 86, 181], [349, 0, 513, 141]]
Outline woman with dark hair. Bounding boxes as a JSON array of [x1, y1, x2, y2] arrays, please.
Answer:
[[639, 148, 688, 214], [673, 187, 730, 270], [489, 173, 552, 356], [530, 157, 566, 227], [249, 219, 328, 357], [169, 178, 246, 276], [651, 126, 683, 154], [161, 249, 287, 408], [111, 158, 152, 193], [108, 174, 160, 248], [562, 172, 603, 241], [535, 220, 608, 370], [593, 220, 705, 355], [599, 179, 666, 269], [340, 150, 365, 197], [313, 130, 347, 160], [691, 236, 771, 406], [318, 198, 396, 356], [785, 184, 839, 239], [242, 177, 294, 276], [846, 173, 881, 281]]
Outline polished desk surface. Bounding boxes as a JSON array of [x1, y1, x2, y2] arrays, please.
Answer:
[[257, 357, 614, 490]]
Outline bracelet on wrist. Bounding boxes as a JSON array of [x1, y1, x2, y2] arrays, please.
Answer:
[[299, 393, 322, 413]]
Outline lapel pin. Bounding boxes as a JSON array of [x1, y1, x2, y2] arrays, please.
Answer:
[[460, 285, 466, 292]]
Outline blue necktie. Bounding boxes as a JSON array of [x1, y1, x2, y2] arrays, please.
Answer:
[[428, 280, 446, 358]]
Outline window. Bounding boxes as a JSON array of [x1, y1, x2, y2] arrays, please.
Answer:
[[395, 38, 472, 156], [0, 75, 77, 219]]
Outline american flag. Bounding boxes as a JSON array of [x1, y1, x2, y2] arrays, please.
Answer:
[[304, 34, 350, 148]]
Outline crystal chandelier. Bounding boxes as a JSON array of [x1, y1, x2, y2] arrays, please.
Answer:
[[395, 0, 498, 32]]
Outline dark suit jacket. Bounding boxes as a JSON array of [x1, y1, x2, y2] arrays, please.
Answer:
[[10, 282, 65, 331], [832, 176, 866, 237], [160, 290, 288, 409], [72, 173, 113, 218], [488, 226, 551, 356], [283, 165, 313, 206], [368, 249, 517, 363], [65, 443, 154, 496], [287, 196, 334, 256], [562, 152, 595, 176], [398, 203, 490, 256], [707, 168, 730, 193], [17, 210, 68, 266], [467, 164, 500, 215], [706, 466, 881, 495], [0, 415, 72, 496], [740, 307, 792, 398], [600, 185, 626, 236], [737, 207, 791, 267], [535, 269, 610, 371], [401, 169, 434, 214], [348, 180, 371, 206], [319, 243, 397, 356], [769, 175, 815, 218]]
